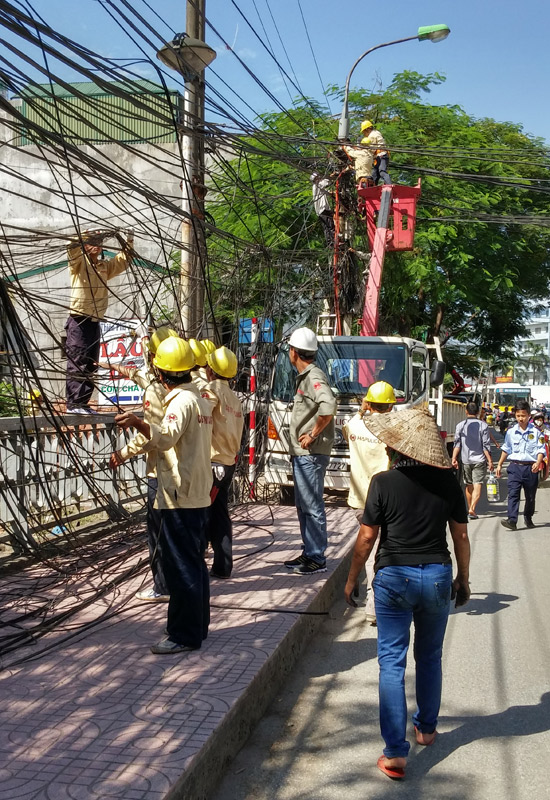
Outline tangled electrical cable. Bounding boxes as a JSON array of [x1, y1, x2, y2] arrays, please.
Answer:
[[1, 0, 550, 663]]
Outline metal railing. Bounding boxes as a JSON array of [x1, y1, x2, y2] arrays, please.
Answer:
[[0, 412, 146, 556]]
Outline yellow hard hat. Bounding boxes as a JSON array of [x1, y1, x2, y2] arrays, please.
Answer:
[[201, 338, 217, 355], [188, 338, 208, 367], [207, 346, 238, 379], [153, 337, 195, 373], [29, 388, 43, 401], [365, 381, 396, 404], [360, 119, 374, 133], [361, 136, 371, 145], [147, 326, 178, 354]]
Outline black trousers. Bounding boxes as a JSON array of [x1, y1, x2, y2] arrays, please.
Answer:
[[147, 478, 168, 595], [160, 507, 210, 648], [371, 154, 391, 185], [65, 314, 100, 407], [506, 461, 539, 522], [207, 463, 236, 577]]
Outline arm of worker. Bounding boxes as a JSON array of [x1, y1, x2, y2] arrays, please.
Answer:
[[105, 230, 134, 280], [449, 519, 471, 607], [110, 428, 152, 470], [97, 363, 150, 390], [489, 430, 500, 449], [114, 411, 150, 439], [344, 524, 379, 607], [483, 448, 494, 471], [534, 446, 546, 473], [298, 414, 333, 450]]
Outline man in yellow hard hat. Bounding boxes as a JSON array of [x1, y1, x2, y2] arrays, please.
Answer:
[[360, 119, 391, 185], [107, 326, 177, 602], [115, 336, 213, 655], [342, 381, 395, 624], [200, 346, 244, 578]]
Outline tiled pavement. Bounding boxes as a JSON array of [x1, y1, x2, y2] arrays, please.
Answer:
[[0, 502, 357, 800]]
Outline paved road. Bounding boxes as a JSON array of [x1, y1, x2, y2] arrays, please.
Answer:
[[213, 474, 550, 800]]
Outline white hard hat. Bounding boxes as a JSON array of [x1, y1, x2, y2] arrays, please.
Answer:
[[288, 327, 318, 352]]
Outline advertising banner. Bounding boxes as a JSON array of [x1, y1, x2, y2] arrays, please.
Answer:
[[97, 319, 145, 407]]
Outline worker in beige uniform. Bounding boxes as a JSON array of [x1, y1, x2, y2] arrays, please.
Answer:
[[360, 119, 391, 185], [106, 326, 177, 602], [115, 336, 213, 655], [200, 346, 244, 578], [65, 229, 133, 413], [342, 381, 395, 624], [343, 139, 375, 189]]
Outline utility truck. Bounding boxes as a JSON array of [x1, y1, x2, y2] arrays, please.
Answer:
[[263, 181, 450, 495]]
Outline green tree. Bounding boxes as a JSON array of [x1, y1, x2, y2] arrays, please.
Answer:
[[206, 72, 550, 357]]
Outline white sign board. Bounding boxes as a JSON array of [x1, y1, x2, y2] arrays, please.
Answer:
[[97, 319, 145, 407]]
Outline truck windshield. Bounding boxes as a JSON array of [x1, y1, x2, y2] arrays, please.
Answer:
[[272, 341, 407, 403]]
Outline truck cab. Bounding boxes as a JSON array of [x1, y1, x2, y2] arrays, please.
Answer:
[[264, 335, 431, 493]]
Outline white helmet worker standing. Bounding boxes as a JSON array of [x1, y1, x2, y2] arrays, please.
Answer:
[[285, 327, 337, 575], [288, 327, 318, 353]]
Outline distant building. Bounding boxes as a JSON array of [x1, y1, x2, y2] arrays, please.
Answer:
[[515, 303, 550, 385]]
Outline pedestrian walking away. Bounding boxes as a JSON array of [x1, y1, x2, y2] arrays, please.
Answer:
[[65, 228, 133, 413], [115, 336, 213, 655], [451, 401, 493, 520], [345, 406, 470, 780], [285, 327, 336, 575], [107, 326, 178, 602], [200, 346, 244, 579], [496, 399, 545, 530], [342, 380, 395, 624]]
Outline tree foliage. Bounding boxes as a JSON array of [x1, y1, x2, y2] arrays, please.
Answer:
[[207, 72, 550, 357]]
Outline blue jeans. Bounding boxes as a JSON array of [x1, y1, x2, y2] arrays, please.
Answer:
[[373, 563, 452, 758], [292, 454, 330, 565]]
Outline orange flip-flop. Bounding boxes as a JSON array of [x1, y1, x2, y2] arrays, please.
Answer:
[[377, 755, 405, 780]]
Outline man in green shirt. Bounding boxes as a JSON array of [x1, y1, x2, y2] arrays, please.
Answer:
[[284, 328, 336, 575]]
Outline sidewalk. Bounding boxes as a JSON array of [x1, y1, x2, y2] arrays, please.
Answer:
[[0, 501, 357, 800]]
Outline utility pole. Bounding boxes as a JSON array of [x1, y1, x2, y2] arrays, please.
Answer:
[[180, 0, 207, 337]]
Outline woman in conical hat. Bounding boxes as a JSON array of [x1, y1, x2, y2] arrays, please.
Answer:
[[344, 406, 471, 780]]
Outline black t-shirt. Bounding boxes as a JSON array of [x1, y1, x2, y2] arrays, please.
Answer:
[[362, 466, 468, 572]]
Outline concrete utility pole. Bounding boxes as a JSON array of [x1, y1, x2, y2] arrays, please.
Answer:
[[180, 0, 207, 337]]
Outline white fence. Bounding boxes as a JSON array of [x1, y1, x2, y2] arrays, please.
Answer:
[[0, 413, 146, 555]]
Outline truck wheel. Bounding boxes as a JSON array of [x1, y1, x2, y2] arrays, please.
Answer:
[[279, 486, 295, 505]]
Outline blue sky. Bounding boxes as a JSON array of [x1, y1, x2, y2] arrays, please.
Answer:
[[8, 0, 550, 141]]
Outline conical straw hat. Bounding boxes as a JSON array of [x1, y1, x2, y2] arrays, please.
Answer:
[[364, 406, 451, 469]]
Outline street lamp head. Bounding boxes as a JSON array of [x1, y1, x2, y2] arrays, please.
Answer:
[[156, 32, 217, 79], [417, 24, 451, 43]]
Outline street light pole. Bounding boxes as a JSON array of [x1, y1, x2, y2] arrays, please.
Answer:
[[338, 24, 450, 141], [180, 0, 205, 337], [156, 3, 216, 337]]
